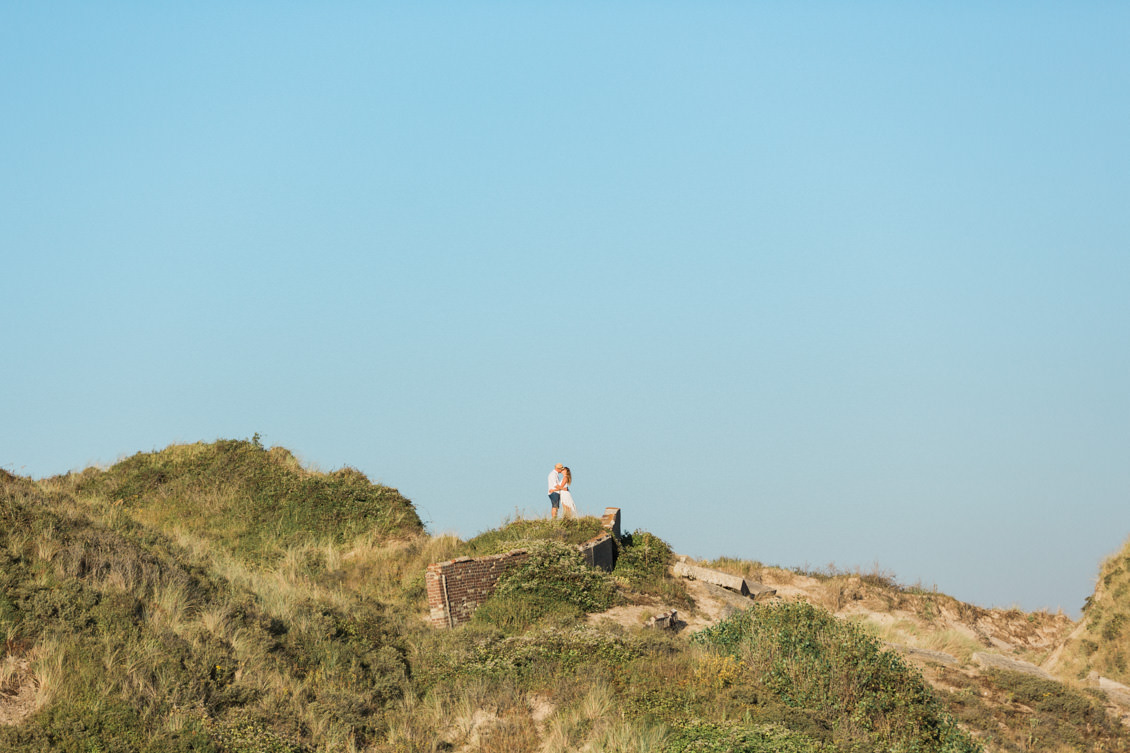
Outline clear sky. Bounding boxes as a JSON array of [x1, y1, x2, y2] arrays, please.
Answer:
[[3, 4, 1127, 617]]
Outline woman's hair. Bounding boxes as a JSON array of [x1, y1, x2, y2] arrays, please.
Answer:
[[562, 467, 571, 484]]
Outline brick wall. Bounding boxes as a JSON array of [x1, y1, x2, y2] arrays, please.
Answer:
[[425, 549, 529, 628]]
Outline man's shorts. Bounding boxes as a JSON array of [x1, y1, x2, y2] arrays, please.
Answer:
[[548, 492, 560, 509]]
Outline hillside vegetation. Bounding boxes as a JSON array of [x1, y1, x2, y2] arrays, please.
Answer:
[[1050, 535, 1130, 685], [1, 441, 1126, 752], [67, 438, 422, 563], [0, 442, 423, 751]]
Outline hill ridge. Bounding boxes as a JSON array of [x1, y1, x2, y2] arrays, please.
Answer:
[[1, 440, 1126, 752]]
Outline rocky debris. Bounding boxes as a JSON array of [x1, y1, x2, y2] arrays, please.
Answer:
[[672, 558, 776, 600], [647, 610, 682, 630], [972, 651, 1053, 679], [887, 644, 960, 666]]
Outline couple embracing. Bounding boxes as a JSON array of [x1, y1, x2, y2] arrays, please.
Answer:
[[547, 463, 576, 519]]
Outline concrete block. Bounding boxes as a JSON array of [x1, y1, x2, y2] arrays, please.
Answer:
[[1098, 677, 1130, 707], [672, 561, 775, 599], [887, 643, 960, 666], [601, 507, 621, 540], [972, 652, 1053, 679], [579, 533, 617, 572]]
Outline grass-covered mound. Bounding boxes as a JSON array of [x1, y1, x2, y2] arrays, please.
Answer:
[[460, 515, 608, 556], [0, 465, 410, 752], [694, 601, 979, 753], [614, 530, 691, 607], [60, 438, 422, 563], [455, 517, 690, 632]]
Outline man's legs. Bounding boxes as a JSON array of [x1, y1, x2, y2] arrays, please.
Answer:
[[548, 492, 560, 519]]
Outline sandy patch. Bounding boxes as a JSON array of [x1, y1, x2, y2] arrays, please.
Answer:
[[0, 658, 37, 727]]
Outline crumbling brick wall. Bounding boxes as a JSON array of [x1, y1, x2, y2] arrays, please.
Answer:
[[425, 549, 529, 628]]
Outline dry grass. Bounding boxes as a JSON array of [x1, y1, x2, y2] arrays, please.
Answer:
[[853, 617, 985, 663], [149, 579, 194, 635], [0, 655, 21, 695], [28, 639, 64, 713], [378, 678, 666, 753], [536, 681, 672, 753], [699, 556, 766, 582]]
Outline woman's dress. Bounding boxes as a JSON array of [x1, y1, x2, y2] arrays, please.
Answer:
[[559, 487, 577, 515]]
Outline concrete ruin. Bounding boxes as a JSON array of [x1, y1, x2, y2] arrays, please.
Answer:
[[425, 549, 529, 628], [600, 507, 621, 539], [1090, 674, 1130, 707], [972, 652, 1053, 680], [672, 558, 777, 600], [580, 533, 617, 572], [426, 509, 626, 628]]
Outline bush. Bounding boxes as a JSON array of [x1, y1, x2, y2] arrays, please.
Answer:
[[474, 542, 616, 631], [205, 710, 301, 753], [615, 531, 672, 587], [986, 669, 1124, 748], [694, 601, 980, 753], [662, 721, 827, 753]]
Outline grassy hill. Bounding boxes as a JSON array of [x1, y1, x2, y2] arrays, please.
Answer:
[[0, 442, 422, 752], [1048, 535, 1130, 686], [63, 438, 422, 563], [1, 441, 1126, 752]]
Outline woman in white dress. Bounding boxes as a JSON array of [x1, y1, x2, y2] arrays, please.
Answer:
[[559, 467, 577, 517]]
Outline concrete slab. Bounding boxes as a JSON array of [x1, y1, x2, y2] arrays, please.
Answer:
[[887, 644, 961, 666], [1097, 676, 1130, 708], [601, 507, 621, 540], [972, 652, 1053, 680], [672, 560, 776, 600], [579, 533, 617, 572]]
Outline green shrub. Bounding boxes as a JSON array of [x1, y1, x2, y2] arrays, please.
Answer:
[[432, 625, 643, 684], [985, 669, 1124, 748], [471, 592, 581, 632], [662, 721, 828, 753], [473, 541, 616, 631], [694, 601, 980, 753], [615, 531, 672, 586], [205, 709, 301, 753]]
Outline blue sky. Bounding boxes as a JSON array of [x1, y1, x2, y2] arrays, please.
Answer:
[[3, 4, 1127, 616]]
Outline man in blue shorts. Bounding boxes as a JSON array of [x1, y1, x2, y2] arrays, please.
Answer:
[[547, 463, 564, 519]]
